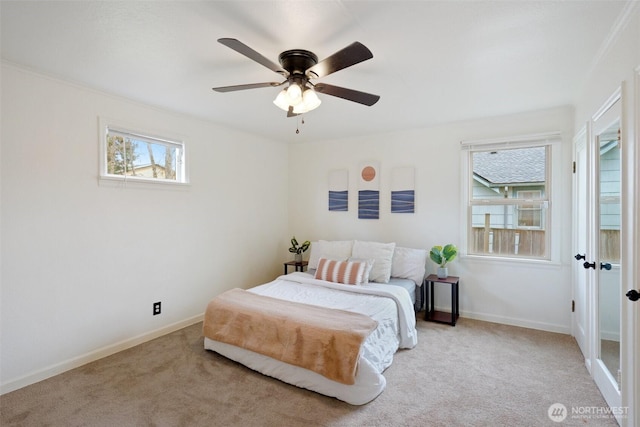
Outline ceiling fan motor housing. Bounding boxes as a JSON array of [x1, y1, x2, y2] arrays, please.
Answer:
[[279, 49, 319, 83]]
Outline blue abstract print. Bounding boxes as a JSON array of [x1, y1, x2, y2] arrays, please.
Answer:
[[329, 190, 348, 211], [391, 190, 415, 213], [358, 190, 379, 219]]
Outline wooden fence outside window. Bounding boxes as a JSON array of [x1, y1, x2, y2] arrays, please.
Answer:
[[470, 228, 620, 262]]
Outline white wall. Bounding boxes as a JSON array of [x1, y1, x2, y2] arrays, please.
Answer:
[[573, 5, 639, 130], [0, 64, 289, 392], [289, 106, 574, 333]]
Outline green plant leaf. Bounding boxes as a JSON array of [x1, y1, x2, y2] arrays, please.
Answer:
[[431, 244, 457, 267], [442, 244, 458, 263], [430, 247, 443, 266]]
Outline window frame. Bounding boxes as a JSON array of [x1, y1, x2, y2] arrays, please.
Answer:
[[98, 118, 189, 186], [460, 133, 560, 262]]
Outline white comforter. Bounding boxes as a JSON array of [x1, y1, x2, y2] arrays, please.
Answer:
[[204, 272, 417, 405]]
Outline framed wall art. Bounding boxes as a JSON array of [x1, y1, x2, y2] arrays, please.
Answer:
[[358, 162, 380, 219], [328, 169, 348, 211], [391, 167, 415, 213]]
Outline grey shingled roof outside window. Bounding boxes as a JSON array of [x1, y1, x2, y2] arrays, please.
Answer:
[[473, 147, 545, 186]]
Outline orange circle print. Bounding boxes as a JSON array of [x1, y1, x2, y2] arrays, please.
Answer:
[[361, 166, 376, 182]]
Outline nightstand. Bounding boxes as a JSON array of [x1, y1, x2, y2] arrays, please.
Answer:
[[283, 260, 308, 275], [425, 274, 460, 326]]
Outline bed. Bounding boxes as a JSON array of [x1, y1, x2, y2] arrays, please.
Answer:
[[203, 241, 427, 405]]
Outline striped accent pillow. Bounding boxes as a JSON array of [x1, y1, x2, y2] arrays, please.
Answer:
[[314, 258, 366, 285]]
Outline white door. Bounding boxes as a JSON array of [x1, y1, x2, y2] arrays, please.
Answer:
[[591, 89, 622, 418], [572, 127, 590, 363]]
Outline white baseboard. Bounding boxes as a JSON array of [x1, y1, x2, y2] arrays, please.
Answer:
[[1, 314, 204, 395], [455, 308, 571, 335], [3, 308, 571, 395]]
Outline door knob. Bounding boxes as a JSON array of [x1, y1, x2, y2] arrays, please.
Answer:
[[600, 262, 612, 270], [583, 261, 596, 269], [574, 253, 586, 260], [626, 290, 640, 302]]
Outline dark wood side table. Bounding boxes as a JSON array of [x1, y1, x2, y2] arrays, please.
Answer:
[[425, 274, 460, 326], [283, 260, 308, 275]]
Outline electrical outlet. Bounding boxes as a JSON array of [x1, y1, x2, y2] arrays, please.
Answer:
[[153, 301, 161, 315]]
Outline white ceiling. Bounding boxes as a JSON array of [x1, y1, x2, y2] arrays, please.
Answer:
[[0, 1, 630, 143]]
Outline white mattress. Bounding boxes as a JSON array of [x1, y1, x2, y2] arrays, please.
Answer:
[[387, 277, 423, 311], [204, 272, 417, 405]]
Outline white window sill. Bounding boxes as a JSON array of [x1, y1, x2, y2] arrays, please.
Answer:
[[461, 254, 562, 268], [98, 175, 190, 190]]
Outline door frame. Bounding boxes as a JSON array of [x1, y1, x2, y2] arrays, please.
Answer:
[[620, 66, 640, 427]]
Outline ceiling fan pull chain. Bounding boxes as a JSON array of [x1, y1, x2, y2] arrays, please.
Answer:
[[296, 114, 305, 134]]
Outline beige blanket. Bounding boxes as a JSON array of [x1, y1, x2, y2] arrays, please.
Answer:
[[203, 288, 378, 385]]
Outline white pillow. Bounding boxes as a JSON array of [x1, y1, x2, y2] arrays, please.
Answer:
[[348, 257, 375, 283], [351, 241, 396, 283], [307, 240, 354, 269], [391, 247, 428, 286]]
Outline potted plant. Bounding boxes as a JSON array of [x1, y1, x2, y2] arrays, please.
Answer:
[[430, 244, 458, 278], [289, 236, 310, 263]]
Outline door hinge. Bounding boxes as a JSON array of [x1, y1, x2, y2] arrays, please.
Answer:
[[572, 300, 575, 312], [572, 161, 576, 173]]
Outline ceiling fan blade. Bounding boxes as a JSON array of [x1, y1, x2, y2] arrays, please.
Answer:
[[306, 42, 373, 79], [314, 83, 380, 106], [218, 38, 286, 75], [212, 82, 283, 93]]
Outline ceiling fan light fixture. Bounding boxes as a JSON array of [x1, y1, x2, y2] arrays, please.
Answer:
[[285, 83, 302, 105], [289, 87, 321, 114], [273, 89, 290, 111], [274, 85, 321, 114], [293, 89, 322, 114]]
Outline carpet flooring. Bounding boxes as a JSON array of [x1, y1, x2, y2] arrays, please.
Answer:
[[0, 316, 617, 426]]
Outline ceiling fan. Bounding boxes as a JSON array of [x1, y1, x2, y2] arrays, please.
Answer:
[[212, 38, 380, 117]]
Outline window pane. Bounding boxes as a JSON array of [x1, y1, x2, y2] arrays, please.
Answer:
[[130, 141, 178, 180], [469, 204, 547, 258], [105, 129, 183, 182], [106, 135, 134, 175], [472, 146, 546, 200], [516, 190, 543, 228], [517, 207, 541, 228], [469, 146, 548, 258]]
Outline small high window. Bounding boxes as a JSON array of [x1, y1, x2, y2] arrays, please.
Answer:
[[100, 122, 187, 185]]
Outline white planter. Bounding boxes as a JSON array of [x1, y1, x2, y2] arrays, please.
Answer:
[[437, 267, 448, 279]]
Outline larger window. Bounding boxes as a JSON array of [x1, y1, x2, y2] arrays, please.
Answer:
[[100, 123, 187, 184], [463, 135, 556, 260]]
